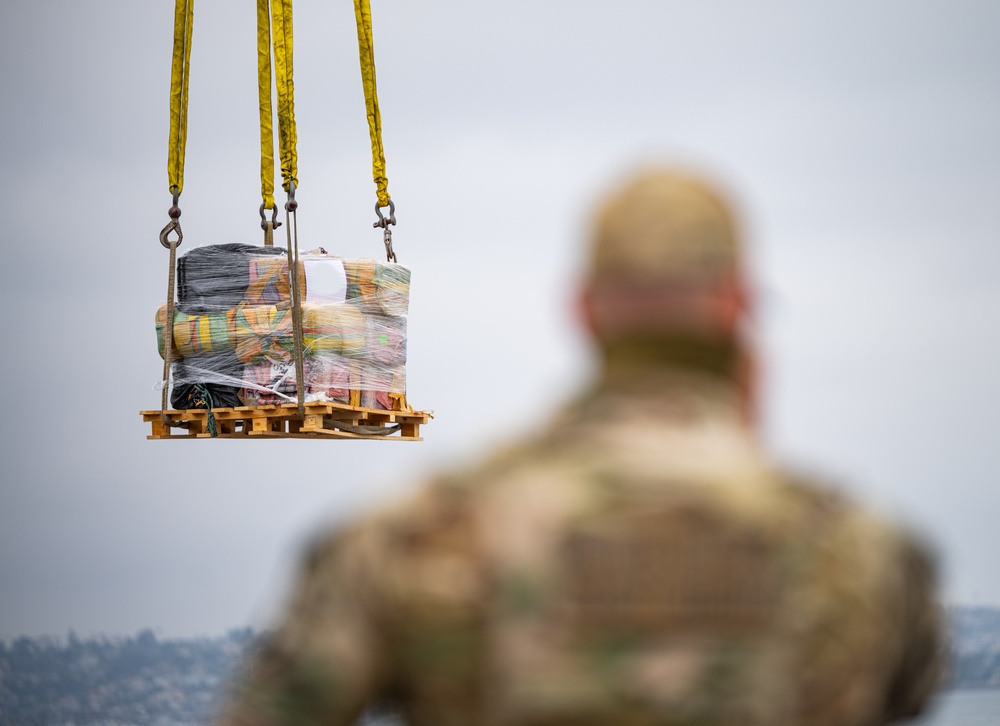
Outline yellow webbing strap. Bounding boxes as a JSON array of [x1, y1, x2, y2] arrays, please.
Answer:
[[256, 0, 276, 210], [271, 0, 298, 194], [167, 0, 194, 195], [354, 0, 390, 207]]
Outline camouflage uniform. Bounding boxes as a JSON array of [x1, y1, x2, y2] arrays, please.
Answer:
[[218, 172, 941, 726]]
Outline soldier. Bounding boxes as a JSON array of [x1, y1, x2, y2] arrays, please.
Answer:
[[218, 170, 942, 726]]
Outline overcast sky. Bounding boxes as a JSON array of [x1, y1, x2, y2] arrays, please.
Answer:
[[0, 1, 998, 640]]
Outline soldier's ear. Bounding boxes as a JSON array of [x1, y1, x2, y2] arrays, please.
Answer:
[[577, 284, 599, 338], [737, 343, 758, 430]]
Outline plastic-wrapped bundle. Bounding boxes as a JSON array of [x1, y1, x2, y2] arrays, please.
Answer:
[[245, 256, 307, 307], [302, 303, 365, 357], [178, 244, 286, 313], [358, 363, 407, 410], [237, 357, 407, 410], [239, 356, 355, 406], [169, 353, 245, 409], [157, 303, 405, 365], [175, 245, 407, 314], [239, 359, 300, 405], [157, 305, 236, 358], [233, 305, 295, 363], [305, 357, 354, 403], [344, 258, 410, 316], [156, 245, 412, 411], [363, 313, 407, 366]]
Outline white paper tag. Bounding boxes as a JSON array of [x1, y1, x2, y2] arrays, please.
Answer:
[[303, 256, 347, 304]]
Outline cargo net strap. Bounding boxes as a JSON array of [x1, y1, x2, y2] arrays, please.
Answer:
[[285, 188, 305, 418], [160, 237, 179, 424], [328, 421, 400, 436], [159, 0, 194, 425]]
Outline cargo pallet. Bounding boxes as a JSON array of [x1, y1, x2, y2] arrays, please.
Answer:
[[141, 401, 430, 440]]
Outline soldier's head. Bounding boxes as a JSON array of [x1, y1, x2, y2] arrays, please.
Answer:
[[581, 169, 753, 386]]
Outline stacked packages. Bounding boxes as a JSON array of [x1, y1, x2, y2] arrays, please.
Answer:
[[156, 244, 411, 411]]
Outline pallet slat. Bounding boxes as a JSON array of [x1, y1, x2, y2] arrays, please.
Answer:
[[141, 402, 430, 440]]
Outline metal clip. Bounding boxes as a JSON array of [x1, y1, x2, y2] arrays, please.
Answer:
[[383, 226, 396, 263], [285, 180, 298, 212], [259, 203, 282, 230], [373, 199, 397, 262], [373, 198, 396, 228]]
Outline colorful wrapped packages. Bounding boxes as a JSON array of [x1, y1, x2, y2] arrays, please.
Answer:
[[358, 364, 407, 410], [302, 303, 366, 357], [364, 313, 407, 366], [239, 357, 355, 406], [234, 305, 295, 363], [344, 258, 411, 316], [245, 256, 306, 307], [157, 245, 412, 411], [157, 305, 236, 358]]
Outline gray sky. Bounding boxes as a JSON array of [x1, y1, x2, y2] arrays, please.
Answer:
[[1, 1, 998, 639]]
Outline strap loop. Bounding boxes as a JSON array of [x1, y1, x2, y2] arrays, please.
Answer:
[[271, 0, 298, 193], [257, 0, 276, 211], [167, 0, 194, 196], [258, 0, 299, 219], [354, 0, 391, 208]]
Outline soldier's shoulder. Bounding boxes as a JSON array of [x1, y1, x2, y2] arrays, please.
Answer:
[[300, 441, 558, 584], [301, 466, 495, 573], [774, 466, 937, 581]]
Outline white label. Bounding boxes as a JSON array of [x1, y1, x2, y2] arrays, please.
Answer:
[[303, 256, 347, 304]]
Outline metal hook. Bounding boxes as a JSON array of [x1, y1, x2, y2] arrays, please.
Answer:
[[285, 180, 298, 212], [160, 219, 183, 248], [259, 203, 282, 230]]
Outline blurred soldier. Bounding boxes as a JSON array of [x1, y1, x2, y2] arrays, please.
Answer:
[[218, 170, 942, 726]]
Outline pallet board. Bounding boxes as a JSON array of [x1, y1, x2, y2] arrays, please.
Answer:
[[141, 401, 430, 441]]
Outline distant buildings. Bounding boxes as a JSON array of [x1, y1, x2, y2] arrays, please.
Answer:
[[1, 608, 998, 725]]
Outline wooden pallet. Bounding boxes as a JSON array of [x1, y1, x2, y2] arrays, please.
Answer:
[[141, 401, 430, 440]]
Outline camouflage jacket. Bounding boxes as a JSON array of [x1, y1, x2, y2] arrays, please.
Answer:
[[218, 373, 941, 726]]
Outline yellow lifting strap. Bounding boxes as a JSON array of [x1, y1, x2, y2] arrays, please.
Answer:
[[256, 0, 276, 211], [167, 0, 194, 195], [354, 0, 390, 208], [258, 0, 299, 206]]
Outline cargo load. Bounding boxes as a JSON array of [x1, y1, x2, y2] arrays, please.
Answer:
[[155, 245, 412, 413]]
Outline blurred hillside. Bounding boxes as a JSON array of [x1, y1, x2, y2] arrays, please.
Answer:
[[1, 606, 998, 725], [950, 606, 1000, 689]]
